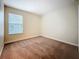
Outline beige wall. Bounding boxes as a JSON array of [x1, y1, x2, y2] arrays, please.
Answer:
[[41, 0, 78, 46], [4, 6, 41, 43]]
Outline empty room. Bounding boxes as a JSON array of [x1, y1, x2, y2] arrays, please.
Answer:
[[0, 0, 79, 59]]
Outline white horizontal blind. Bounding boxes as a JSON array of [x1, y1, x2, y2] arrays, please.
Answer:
[[8, 13, 23, 34]]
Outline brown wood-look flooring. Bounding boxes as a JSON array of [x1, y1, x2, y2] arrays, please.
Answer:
[[0, 36, 78, 59]]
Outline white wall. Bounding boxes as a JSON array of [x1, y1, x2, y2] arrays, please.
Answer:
[[0, 0, 4, 56], [41, 0, 78, 46]]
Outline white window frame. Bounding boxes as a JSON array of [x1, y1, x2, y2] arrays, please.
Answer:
[[8, 13, 23, 34]]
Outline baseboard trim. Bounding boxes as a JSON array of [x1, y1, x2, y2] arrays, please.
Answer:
[[4, 35, 78, 47], [41, 35, 78, 47], [4, 35, 39, 44]]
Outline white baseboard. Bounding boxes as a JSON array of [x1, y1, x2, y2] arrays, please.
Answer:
[[41, 35, 78, 47], [5, 35, 39, 44], [4, 34, 78, 47]]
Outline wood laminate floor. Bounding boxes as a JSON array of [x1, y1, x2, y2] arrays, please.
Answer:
[[0, 36, 78, 59]]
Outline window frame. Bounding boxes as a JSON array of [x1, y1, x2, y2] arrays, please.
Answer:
[[8, 13, 24, 34]]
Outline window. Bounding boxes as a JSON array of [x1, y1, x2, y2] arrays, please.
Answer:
[[8, 13, 23, 34]]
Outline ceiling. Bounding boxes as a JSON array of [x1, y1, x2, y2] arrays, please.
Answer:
[[4, 0, 74, 15]]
